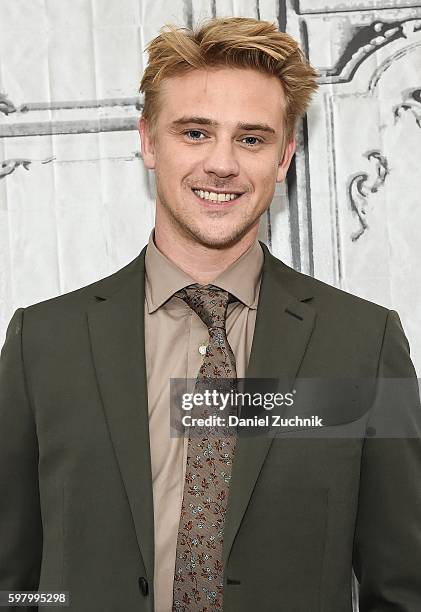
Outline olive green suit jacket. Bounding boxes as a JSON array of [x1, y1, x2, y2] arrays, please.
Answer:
[[1, 243, 420, 611]]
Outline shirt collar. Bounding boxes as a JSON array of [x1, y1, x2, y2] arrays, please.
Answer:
[[145, 230, 263, 314]]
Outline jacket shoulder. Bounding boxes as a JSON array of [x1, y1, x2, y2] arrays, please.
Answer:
[[261, 247, 391, 352], [23, 249, 146, 318], [268, 253, 389, 319]]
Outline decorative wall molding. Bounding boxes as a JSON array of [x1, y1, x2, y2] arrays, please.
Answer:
[[0, 152, 143, 181], [348, 151, 389, 241], [317, 18, 421, 83], [286, 0, 421, 378], [0, 156, 51, 179], [295, 0, 421, 14], [393, 87, 421, 124], [347, 83, 420, 242], [0, 93, 142, 117], [0, 92, 141, 138]]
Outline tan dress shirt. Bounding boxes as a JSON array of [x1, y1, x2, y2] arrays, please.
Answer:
[[144, 231, 263, 612]]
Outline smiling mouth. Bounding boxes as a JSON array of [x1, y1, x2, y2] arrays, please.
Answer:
[[192, 188, 242, 202]]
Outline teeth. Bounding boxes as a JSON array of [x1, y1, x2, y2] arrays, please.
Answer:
[[193, 189, 240, 202]]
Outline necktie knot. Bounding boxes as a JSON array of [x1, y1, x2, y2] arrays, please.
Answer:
[[176, 284, 230, 330]]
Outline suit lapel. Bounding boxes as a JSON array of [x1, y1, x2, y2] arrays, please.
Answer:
[[86, 252, 155, 581], [223, 244, 317, 566]]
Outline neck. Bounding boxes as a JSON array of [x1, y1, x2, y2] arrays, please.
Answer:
[[154, 224, 258, 285]]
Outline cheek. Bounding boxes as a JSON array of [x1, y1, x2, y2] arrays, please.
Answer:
[[154, 152, 181, 186], [244, 155, 279, 185], [155, 144, 173, 169], [156, 146, 198, 180], [253, 166, 279, 196]]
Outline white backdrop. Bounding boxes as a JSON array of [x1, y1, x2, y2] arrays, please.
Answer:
[[1, 0, 420, 381]]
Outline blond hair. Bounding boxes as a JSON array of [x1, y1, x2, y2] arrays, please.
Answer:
[[139, 17, 318, 143]]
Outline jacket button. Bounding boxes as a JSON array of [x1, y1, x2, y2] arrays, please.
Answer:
[[138, 576, 149, 596]]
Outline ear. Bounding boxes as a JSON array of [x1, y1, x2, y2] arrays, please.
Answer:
[[276, 136, 296, 183], [139, 116, 156, 170]]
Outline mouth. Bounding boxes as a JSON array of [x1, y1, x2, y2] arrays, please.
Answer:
[[191, 188, 244, 203]]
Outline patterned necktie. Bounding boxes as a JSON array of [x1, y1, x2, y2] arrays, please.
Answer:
[[172, 284, 237, 612]]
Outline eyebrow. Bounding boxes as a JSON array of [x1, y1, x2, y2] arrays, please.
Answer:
[[170, 116, 276, 134]]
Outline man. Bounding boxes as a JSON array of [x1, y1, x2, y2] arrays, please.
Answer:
[[0, 16, 420, 612]]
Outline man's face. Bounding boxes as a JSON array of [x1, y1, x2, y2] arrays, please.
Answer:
[[140, 67, 296, 248]]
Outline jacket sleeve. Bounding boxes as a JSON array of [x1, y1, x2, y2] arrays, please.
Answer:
[[0, 308, 43, 601], [353, 310, 421, 611]]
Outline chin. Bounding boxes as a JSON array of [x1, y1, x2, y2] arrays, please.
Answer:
[[184, 223, 253, 249]]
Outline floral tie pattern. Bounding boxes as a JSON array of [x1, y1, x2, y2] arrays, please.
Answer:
[[172, 285, 237, 612]]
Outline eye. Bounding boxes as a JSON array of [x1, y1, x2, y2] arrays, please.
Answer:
[[241, 136, 263, 147], [184, 130, 206, 141]]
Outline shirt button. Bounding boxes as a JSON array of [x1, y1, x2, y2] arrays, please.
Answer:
[[199, 344, 207, 356]]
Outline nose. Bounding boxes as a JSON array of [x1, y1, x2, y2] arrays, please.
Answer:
[[202, 137, 240, 178]]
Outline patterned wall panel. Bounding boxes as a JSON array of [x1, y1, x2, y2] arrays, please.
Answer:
[[286, 0, 421, 376]]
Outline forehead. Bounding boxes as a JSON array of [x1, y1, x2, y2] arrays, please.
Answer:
[[157, 67, 285, 128]]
